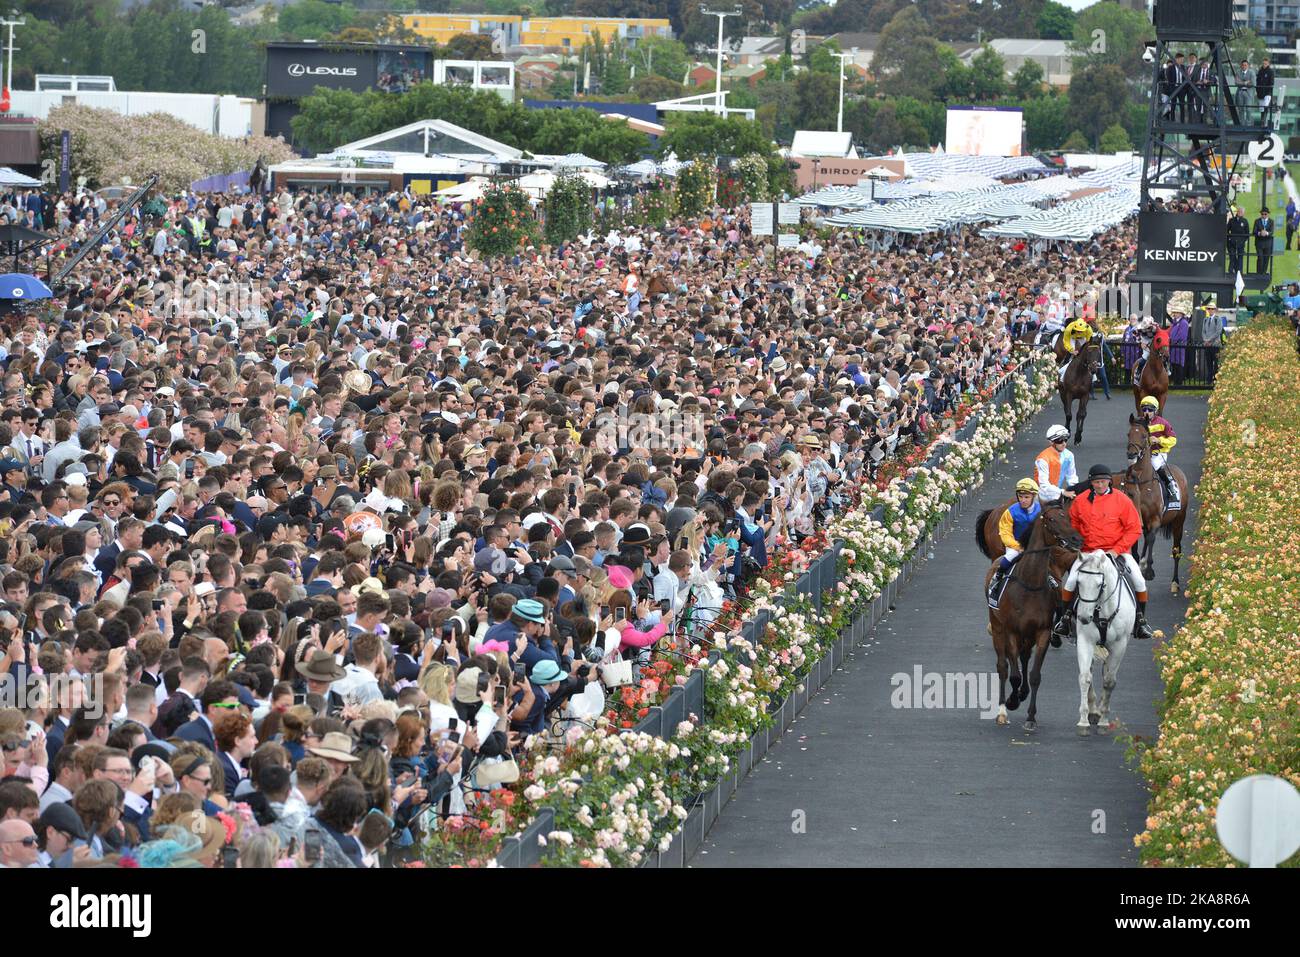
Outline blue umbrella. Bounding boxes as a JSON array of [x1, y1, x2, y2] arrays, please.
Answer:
[[0, 274, 53, 300]]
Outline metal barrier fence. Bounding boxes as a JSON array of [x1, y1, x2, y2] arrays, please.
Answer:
[[1104, 338, 1221, 389], [496, 362, 1037, 866]]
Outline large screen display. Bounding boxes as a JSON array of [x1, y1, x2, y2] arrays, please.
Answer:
[[945, 107, 1024, 157]]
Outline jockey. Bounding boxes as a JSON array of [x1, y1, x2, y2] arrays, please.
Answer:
[[1053, 464, 1153, 645], [1134, 322, 1171, 379], [1139, 395, 1179, 503], [989, 478, 1041, 595], [1062, 317, 1093, 355], [1035, 424, 1079, 504]]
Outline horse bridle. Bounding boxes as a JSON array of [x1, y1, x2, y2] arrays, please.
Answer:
[[1075, 562, 1121, 629], [1125, 424, 1159, 486], [1001, 511, 1080, 594]]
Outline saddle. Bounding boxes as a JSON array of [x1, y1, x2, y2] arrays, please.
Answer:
[[987, 570, 1011, 609]]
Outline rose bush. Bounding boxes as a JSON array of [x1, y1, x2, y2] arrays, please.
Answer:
[[1136, 316, 1300, 867]]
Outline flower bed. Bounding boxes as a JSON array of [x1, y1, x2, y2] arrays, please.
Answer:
[[419, 355, 1057, 867], [1136, 316, 1300, 867]]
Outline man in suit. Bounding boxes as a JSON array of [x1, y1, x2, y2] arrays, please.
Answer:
[[1160, 56, 1178, 120], [173, 678, 240, 750], [1254, 206, 1275, 274], [1171, 52, 1188, 122], [1227, 205, 1250, 275], [1257, 57, 1275, 124], [1192, 54, 1214, 123], [13, 409, 46, 476], [213, 711, 257, 801], [153, 657, 210, 737]]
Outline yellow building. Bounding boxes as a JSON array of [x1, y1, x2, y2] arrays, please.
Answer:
[[401, 14, 672, 51]]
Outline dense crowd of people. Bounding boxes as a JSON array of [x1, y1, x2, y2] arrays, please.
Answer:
[[0, 182, 1138, 868]]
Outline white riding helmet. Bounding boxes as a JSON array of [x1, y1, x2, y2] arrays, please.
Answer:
[[1046, 425, 1070, 441]]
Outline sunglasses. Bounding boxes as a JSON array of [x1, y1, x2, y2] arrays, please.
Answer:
[[210, 701, 241, 710], [2, 835, 38, 847]]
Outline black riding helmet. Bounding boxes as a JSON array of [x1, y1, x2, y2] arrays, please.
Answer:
[[1088, 463, 1112, 480]]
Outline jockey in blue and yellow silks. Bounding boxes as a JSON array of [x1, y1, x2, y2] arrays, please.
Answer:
[[990, 478, 1042, 595]]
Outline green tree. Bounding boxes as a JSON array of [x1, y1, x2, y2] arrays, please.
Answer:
[[1098, 122, 1132, 153], [1037, 0, 1075, 40], [1011, 59, 1045, 100], [277, 0, 358, 40], [807, 38, 841, 75], [1061, 129, 1089, 151], [630, 74, 684, 102], [970, 44, 1007, 102], [1021, 92, 1071, 150], [934, 44, 972, 102], [631, 35, 689, 84], [1070, 1, 1150, 76], [544, 170, 593, 245], [658, 112, 774, 161], [793, 70, 840, 131], [1068, 60, 1129, 147], [444, 32, 496, 59], [874, 7, 942, 99]]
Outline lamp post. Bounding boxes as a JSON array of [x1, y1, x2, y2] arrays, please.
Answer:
[[833, 47, 858, 134], [0, 10, 24, 100], [701, 5, 741, 118]]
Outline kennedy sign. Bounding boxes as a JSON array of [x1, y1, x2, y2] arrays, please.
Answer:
[[1135, 211, 1228, 284]]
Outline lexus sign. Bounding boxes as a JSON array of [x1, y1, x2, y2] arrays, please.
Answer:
[[266, 47, 375, 97], [288, 63, 359, 77], [1135, 211, 1228, 283]]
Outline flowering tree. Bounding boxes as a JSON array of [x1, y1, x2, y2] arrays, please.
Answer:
[[674, 161, 716, 219], [467, 182, 538, 258], [718, 153, 771, 208], [543, 171, 593, 246], [37, 104, 293, 194], [632, 178, 675, 228]]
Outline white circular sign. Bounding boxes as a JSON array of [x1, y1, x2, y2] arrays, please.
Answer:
[[1215, 774, 1300, 867], [10, 288, 23, 297], [1248, 133, 1285, 168]]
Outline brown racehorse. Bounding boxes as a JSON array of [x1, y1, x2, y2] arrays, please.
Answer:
[[1115, 415, 1189, 593], [644, 273, 673, 299], [1059, 335, 1101, 445], [1051, 332, 1069, 365], [1134, 343, 1170, 414], [976, 500, 1083, 730]]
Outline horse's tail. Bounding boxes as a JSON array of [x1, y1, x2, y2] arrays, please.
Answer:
[[975, 509, 993, 558], [1159, 522, 1173, 540]]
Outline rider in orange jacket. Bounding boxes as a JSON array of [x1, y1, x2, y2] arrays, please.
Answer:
[[1052, 463, 1154, 644]]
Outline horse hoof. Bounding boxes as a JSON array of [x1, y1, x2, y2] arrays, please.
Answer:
[[1076, 725, 1092, 737], [996, 713, 1009, 726], [1170, 582, 1178, 594], [1096, 722, 1113, 736], [1022, 720, 1037, 733], [1088, 712, 1100, 726], [1143, 567, 1155, 581]]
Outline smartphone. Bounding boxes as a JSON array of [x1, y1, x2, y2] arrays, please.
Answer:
[[599, 605, 609, 621], [614, 606, 627, 622], [512, 662, 527, 683], [304, 831, 322, 865], [286, 837, 297, 859], [184, 458, 194, 478], [293, 693, 306, 706], [221, 846, 239, 869], [385, 533, 395, 551], [493, 685, 506, 708], [659, 599, 672, 615], [152, 599, 165, 611]]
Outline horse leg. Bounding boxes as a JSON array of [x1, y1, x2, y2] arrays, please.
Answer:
[[1171, 509, 1187, 595], [1076, 635, 1094, 736], [1023, 633, 1047, 733], [1074, 394, 1088, 445], [1142, 527, 1156, 581], [1097, 635, 1128, 734], [1060, 391, 1072, 437], [1007, 635, 1023, 712], [993, 620, 1009, 726]]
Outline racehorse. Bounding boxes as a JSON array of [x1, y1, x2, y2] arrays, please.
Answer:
[[1115, 415, 1189, 593], [1071, 550, 1134, 736], [645, 272, 673, 299], [1059, 335, 1101, 445], [1050, 332, 1069, 365], [1134, 342, 1169, 414], [977, 500, 1083, 731]]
